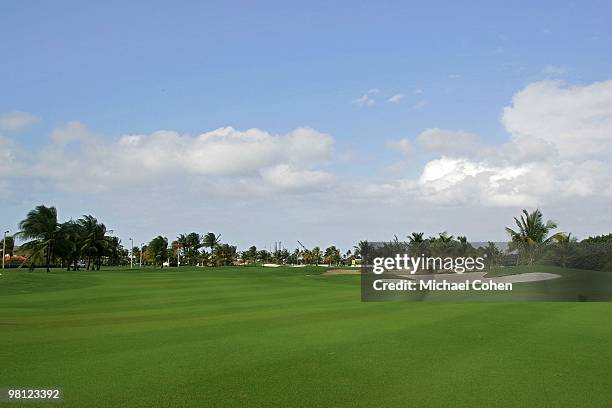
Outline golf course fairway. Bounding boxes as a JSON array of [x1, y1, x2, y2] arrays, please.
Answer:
[[2, 266, 611, 407]]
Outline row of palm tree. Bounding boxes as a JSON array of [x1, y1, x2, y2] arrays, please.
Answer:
[[8, 206, 607, 272], [9, 205, 353, 271], [153, 234, 349, 267], [14, 205, 124, 272], [354, 209, 570, 270]]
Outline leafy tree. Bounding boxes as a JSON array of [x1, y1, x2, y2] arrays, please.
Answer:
[[147, 236, 169, 267], [258, 249, 271, 263], [55, 220, 84, 270], [342, 249, 354, 266], [214, 243, 237, 266], [199, 250, 210, 266], [483, 241, 502, 268], [78, 215, 109, 270], [407, 233, 426, 257], [287, 248, 301, 265], [324, 245, 341, 265], [506, 209, 563, 265], [176, 234, 188, 263], [1, 235, 14, 257], [242, 245, 258, 264], [353, 240, 371, 258], [105, 236, 125, 266], [303, 246, 322, 265], [16, 205, 60, 272], [203, 232, 221, 256], [581, 233, 612, 244], [184, 232, 202, 265]]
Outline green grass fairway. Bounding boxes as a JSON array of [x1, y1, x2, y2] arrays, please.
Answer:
[[2, 266, 611, 407]]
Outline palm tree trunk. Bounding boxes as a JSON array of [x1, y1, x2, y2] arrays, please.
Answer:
[[45, 245, 51, 273]]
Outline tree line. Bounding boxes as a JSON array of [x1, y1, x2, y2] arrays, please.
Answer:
[[356, 209, 612, 271], [2, 205, 353, 271], [3, 206, 610, 272]]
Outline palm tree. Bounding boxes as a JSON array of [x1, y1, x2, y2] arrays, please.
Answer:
[[242, 245, 258, 264], [324, 246, 341, 266], [435, 232, 454, 243], [407, 233, 426, 257], [1, 235, 15, 266], [407, 232, 424, 244], [550, 233, 576, 268], [55, 220, 84, 270], [105, 236, 124, 266], [147, 236, 169, 267], [78, 215, 109, 270], [16, 205, 59, 272], [353, 240, 371, 258], [483, 241, 502, 269], [185, 232, 201, 265], [213, 243, 237, 266], [176, 234, 188, 263], [311, 246, 322, 265], [203, 232, 221, 255], [505, 209, 563, 265]]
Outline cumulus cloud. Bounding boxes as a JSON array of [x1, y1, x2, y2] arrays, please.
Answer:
[[416, 129, 482, 157], [2, 78, 612, 246], [50, 121, 95, 145], [352, 94, 375, 107], [403, 79, 612, 206], [18, 124, 335, 194], [387, 93, 405, 104], [0, 111, 39, 132], [260, 165, 333, 191], [502, 79, 612, 159], [0, 137, 24, 177]]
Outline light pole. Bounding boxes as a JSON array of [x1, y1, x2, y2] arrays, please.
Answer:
[[140, 243, 144, 268], [129, 238, 134, 269], [2, 230, 8, 269]]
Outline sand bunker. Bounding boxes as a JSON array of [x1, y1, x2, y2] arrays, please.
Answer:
[[396, 271, 561, 284], [320, 269, 561, 282], [322, 269, 361, 276]]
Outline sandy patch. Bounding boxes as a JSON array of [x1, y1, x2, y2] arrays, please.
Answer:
[[489, 272, 561, 283], [395, 271, 561, 284], [322, 269, 361, 276]]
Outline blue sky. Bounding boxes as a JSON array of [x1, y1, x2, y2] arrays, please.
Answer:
[[1, 1, 612, 250]]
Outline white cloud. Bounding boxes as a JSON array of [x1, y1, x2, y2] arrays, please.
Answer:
[[502, 79, 612, 159], [416, 128, 482, 157], [403, 79, 612, 207], [0, 111, 39, 132], [387, 93, 405, 104], [448, 74, 461, 79], [0, 137, 24, 177], [259, 164, 332, 191], [2, 78, 612, 246], [25, 124, 334, 194], [414, 89, 423, 95], [51, 121, 96, 144], [352, 94, 375, 107]]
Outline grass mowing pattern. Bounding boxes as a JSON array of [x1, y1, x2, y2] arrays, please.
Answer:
[[1, 266, 611, 407]]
